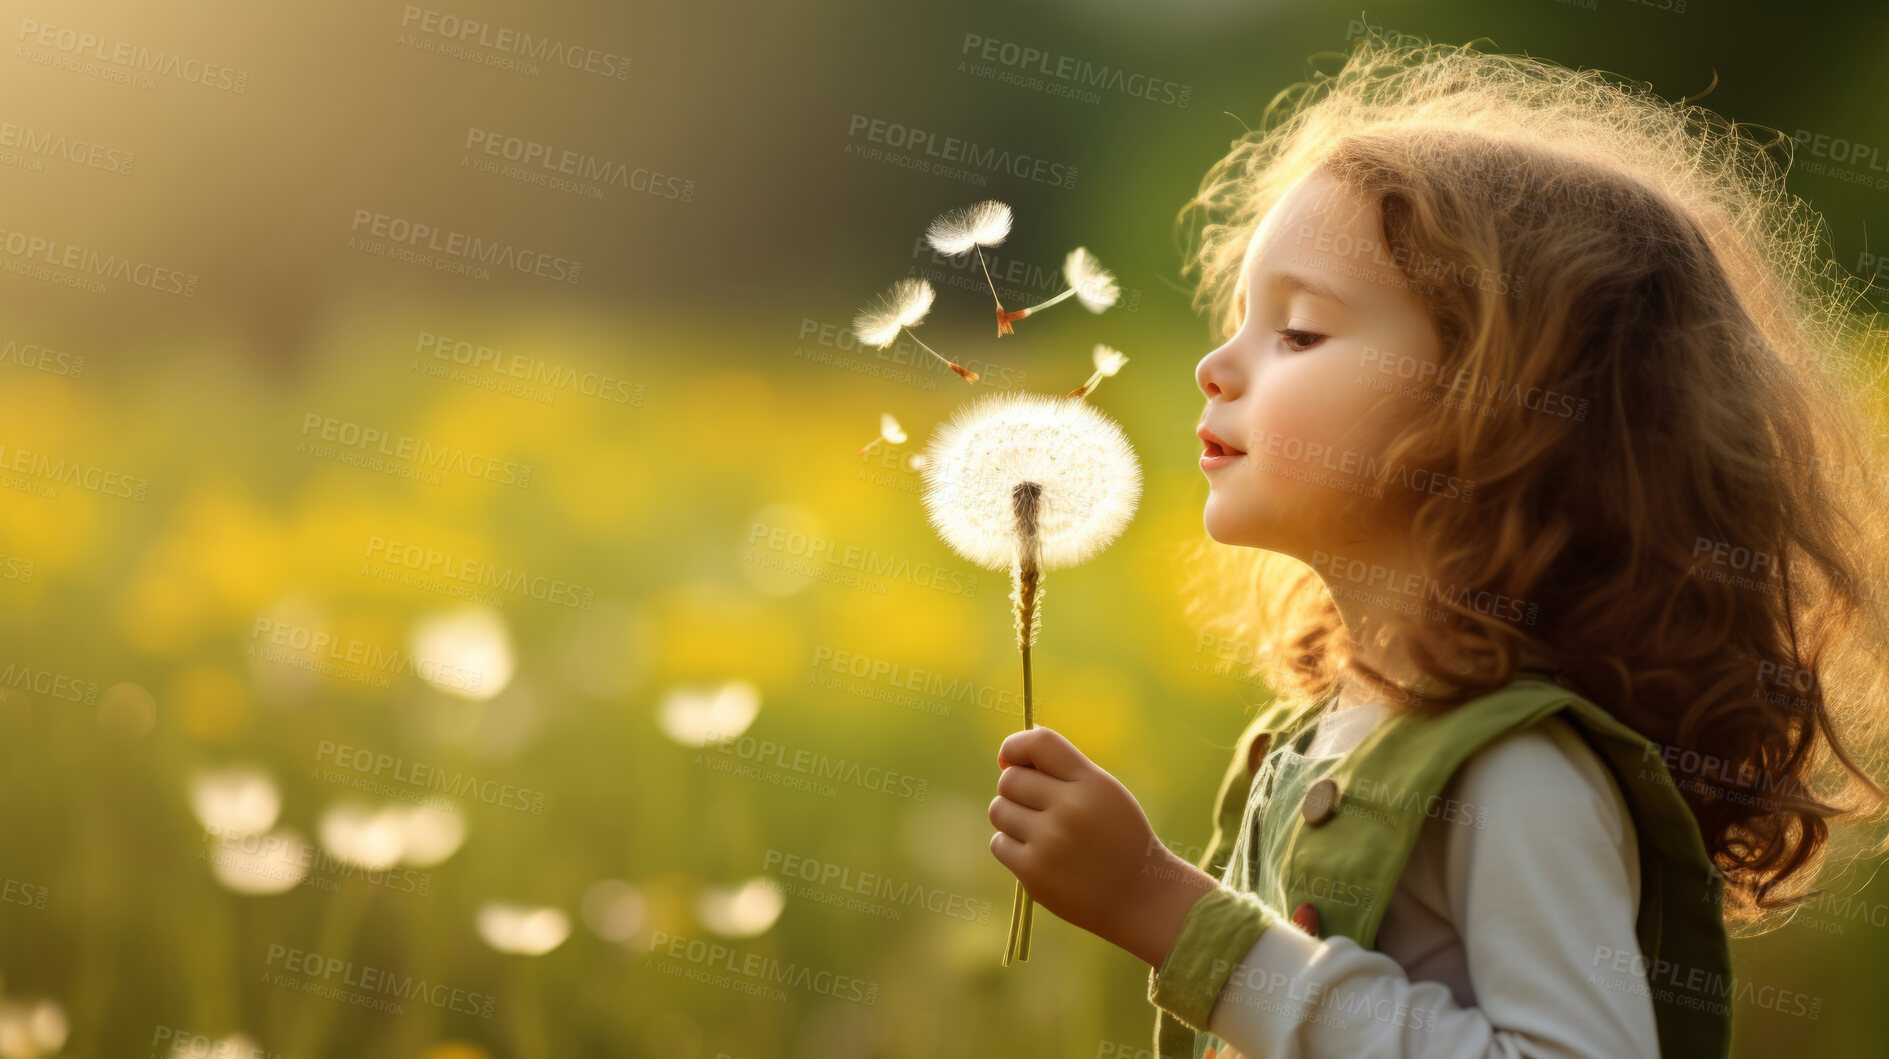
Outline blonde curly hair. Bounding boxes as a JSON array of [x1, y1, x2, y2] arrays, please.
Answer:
[[1174, 31, 1889, 930]]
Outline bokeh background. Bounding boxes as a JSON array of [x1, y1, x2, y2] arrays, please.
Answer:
[[1, 0, 1886, 1056]]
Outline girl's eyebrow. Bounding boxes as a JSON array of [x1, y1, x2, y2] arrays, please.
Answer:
[[1242, 267, 1357, 315], [1270, 269, 1355, 310]]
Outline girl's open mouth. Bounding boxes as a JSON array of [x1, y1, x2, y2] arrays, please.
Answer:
[[1200, 440, 1245, 470], [1198, 427, 1246, 470]]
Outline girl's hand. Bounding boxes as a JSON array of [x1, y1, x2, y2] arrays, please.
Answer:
[[989, 726, 1220, 968]]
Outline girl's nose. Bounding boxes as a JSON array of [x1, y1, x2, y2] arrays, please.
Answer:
[[1196, 339, 1245, 400]]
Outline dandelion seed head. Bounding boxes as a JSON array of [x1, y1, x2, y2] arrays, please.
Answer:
[[926, 200, 1013, 255], [852, 278, 935, 348], [879, 412, 907, 445], [1064, 247, 1121, 313], [1093, 344, 1128, 377], [920, 391, 1141, 571]]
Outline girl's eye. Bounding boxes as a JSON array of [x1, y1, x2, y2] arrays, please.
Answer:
[[1276, 328, 1325, 352]]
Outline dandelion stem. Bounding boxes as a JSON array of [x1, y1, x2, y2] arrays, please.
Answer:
[[974, 245, 1004, 310], [1004, 481, 1044, 966], [903, 327, 979, 383], [1015, 286, 1078, 316]]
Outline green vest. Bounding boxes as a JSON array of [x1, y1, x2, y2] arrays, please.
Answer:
[[1151, 675, 1732, 1058]]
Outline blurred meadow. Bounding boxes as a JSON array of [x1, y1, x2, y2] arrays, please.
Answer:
[[1, 0, 1887, 1056]]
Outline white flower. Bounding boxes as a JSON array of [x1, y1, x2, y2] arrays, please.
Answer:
[[319, 802, 408, 870], [852, 278, 935, 348], [1064, 247, 1121, 312], [581, 879, 648, 943], [0, 997, 66, 1059], [656, 680, 762, 747], [919, 392, 1142, 571], [396, 804, 467, 867], [696, 877, 785, 938], [206, 826, 312, 895], [408, 607, 513, 702], [477, 902, 572, 956], [189, 766, 281, 837], [926, 200, 1013, 255]]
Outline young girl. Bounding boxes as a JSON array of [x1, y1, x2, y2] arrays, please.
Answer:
[[986, 35, 1889, 1059]]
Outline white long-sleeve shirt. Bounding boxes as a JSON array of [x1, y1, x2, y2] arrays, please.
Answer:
[[1164, 700, 1663, 1058]]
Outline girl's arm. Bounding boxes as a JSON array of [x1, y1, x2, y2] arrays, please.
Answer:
[[989, 722, 1660, 1059]]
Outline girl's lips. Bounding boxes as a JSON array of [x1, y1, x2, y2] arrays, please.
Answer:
[[1200, 451, 1243, 470]]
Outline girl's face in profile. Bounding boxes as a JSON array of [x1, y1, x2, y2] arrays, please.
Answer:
[[1195, 167, 1443, 563]]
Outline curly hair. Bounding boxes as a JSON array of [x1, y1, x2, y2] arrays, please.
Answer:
[[1173, 31, 1889, 930]]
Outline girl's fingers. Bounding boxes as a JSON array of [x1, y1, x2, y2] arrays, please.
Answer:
[[987, 794, 1038, 839], [996, 760, 1063, 809], [989, 829, 1027, 873], [997, 726, 1089, 780]]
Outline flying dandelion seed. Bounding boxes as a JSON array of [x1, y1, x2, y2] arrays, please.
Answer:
[[1068, 344, 1129, 399], [853, 277, 978, 383], [858, 412, 907, 456], [919, 390, 1141, 965], [998, 247, 1121, 333], [925, 200, 1018, 335]]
